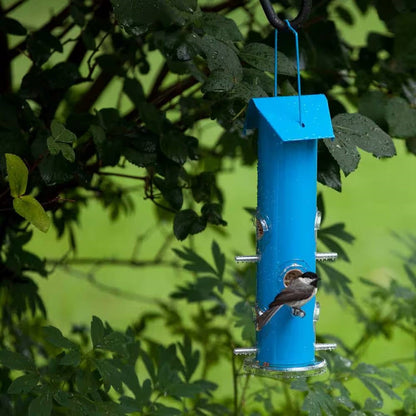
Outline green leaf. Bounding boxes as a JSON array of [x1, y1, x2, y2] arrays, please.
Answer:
[[0, 350, 36, 371], [96, 359, 123, 393], [60, 144, 75, 163], [153, 177, 183, 211], [403, 387, 416, 413], [13, 195, 51, 233], [160, 131, 188, 164], [46, 136, 60, 155], [154, 403, 181, 416], [358, 91, 387, 129], [8, 374, 39, 394], [28, 392, 53, 416], [91, 315, 105, 348], [233, 300, 256, 343], [171, 277, 219, 302], [334, 5, 354, 25], [200, 13, 243, 42], [101, 331, 129, 356], [202, 70, 234, 93], [325, 116, 361, 175], [318, 145, 342, 191], [51, 120, 76, 143], [302, 385, 337, 416], [27, 30, 62, 66], [39, 154, 76, 186], [0, 16, 27, 36], [199, 35, 242, 81], [239, 43, 296, 76], [48, 121, 76, 162], [5, 153, 28, 198], [178, 335, 199, 382], [201, 203, 227, 226], [173, 246, 217, 275], [42, 326, 77, 349], [317, 262, 353, 297], [60, 349, 81, 366], [173, 209, 206, 240], [111, 0, 160, 35], [332, 113, 396, 159], [123, 77, 145, 108], [211, 241, 225, 279], [386, 97, 416, 138]]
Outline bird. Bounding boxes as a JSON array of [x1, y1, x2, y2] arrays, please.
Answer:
[[255, 272, 319, 331]]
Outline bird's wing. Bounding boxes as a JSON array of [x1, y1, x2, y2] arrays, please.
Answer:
[[268, 282, 314, 308]]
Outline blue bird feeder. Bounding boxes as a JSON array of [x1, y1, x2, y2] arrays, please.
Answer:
[[232, 3, 339, 375], [234, 94, 337, 376]]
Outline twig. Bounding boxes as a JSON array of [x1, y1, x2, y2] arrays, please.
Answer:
[[4, 0, 27, 14], [154, 234, 175, 262], [58, 265, 157, 304], [237, 373, 251, 415], [148, 63, 169, 102], [98, 171, 148, 181], [377, 356, 416, 368], [86, 32, 110, 79], [47, 257, 179, 268], [232, 351, 238, 416], [147, 198, 177, 214]]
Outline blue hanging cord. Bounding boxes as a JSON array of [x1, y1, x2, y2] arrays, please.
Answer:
[[285, 19, 304, 127], [274, 29, 278, 97]]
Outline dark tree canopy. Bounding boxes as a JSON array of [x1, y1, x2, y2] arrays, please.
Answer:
[[0, 0, 415, 415]]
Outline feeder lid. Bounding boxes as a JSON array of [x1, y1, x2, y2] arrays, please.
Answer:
[[244, 94, 334, 142]]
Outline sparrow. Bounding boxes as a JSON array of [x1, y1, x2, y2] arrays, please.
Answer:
[[256, 272, 319, 331]]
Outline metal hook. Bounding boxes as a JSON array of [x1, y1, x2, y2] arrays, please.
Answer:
[[259, 0, 312, 31]]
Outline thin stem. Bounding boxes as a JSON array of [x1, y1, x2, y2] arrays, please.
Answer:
[[4, 0, 26, 14], [148, 198, 177, 214], [377, 356, 416, 368], [86, 32, 110, 79], [59, 266, 157, 304], [148, 63, 169, 102], [236, 373, 251, 415], [98, 171, 148, 181], [283, 383, 294, 413], [232, 352, 238, 416], [47, 257, 178, 268]]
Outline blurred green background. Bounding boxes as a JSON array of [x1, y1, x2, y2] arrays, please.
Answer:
[[10, 0, 415, 410]]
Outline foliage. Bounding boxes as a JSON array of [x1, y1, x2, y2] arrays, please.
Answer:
[[0, 0, 415, 415]]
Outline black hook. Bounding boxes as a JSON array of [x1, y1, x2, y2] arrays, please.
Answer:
[[259, 0, 312, 31]]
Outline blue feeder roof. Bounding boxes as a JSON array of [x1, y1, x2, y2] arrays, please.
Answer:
[[245, 94, 334, 142]]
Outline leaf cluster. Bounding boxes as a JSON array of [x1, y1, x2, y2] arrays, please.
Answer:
[[0, 0, 416, 415]]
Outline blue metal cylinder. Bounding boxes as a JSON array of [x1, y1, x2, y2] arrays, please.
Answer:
[[256, 117, 317, 367]]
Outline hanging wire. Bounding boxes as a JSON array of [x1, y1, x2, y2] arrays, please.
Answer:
[[285, 20, 304, 127], [259, 0, 312, 31]]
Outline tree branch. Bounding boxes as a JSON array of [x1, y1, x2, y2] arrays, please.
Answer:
[[148, 63, 169, 103], [9, 6, 71, 60], [74, 70, 113, 113], [4, 0, 27, 14], [98, 171, 148, 181], [47, 257, 179, 268]]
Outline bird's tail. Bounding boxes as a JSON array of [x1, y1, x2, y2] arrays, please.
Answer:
[[256, 305, 282, 331]]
